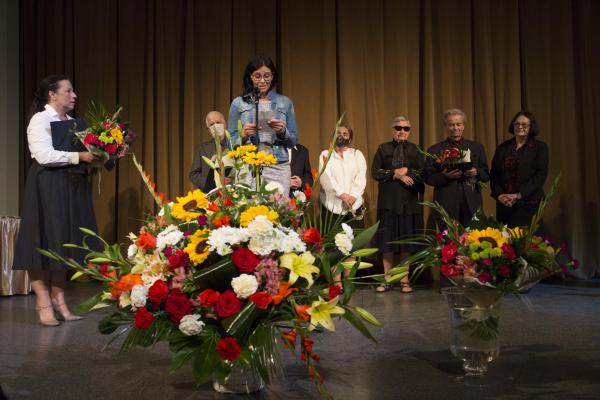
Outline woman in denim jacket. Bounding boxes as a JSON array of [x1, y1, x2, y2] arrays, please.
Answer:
[[228, 56, 297, 190]]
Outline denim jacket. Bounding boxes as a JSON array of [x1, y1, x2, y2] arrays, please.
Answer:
[[228, 90, 297, 162]]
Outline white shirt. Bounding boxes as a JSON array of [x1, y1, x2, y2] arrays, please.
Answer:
[[27, 104, 79, 166], [318, 147, 367, 214]]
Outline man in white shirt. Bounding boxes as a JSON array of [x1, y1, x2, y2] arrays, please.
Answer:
[[319, 125, 367, 220]]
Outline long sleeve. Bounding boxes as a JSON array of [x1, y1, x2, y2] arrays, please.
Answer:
[[318, 151, 340, 197], [519, 141, 549, 199], [349, 150, 367, 199], [301, 148, 313, 188], [189, 144, 206, 189], [371, 145, 394, 183], [489, 148, 504, 199], [273, 99, 298, 148], [27, 113, 79, 166], [474, 143, 490, 183], [228, 99, 243, 147]]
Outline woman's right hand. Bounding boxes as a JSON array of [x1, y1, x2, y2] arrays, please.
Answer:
[[78, 151, 101, 163], [242, 123, 257, 139]]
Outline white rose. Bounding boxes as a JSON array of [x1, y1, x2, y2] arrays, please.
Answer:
[[265, 181, 285, 194], [231, 274, 259, 299], [130, 285, 148, 309], [179, 314, 205, 336], [293, 190, 306, 203]]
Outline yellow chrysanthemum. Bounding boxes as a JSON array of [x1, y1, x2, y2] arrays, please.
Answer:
[[242, 151, 277, 166], [171, 189, 208, 222], [227, 144, 257, 159], [110, 128, 124, 145], [506, 227, 525, 239], [467, 227, 506, 248], [239, 205, 279, 227], [184, 228, 211, 266]]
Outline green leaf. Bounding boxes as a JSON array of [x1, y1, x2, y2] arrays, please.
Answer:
[[354, 306, 381, 326], [191, 259, 238, 291], [171, 349, 194, 372], [319, 253, 332, 284], [351, 248, 378, 258], [74, 292, 104, 315], [70, 271, 85, 281], [192, 343, 219, 385], [223, 302, 263, 341], [342, 308, 377, 343]]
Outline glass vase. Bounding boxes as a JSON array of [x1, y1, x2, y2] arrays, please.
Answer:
[[442, 286, 502, 376], [213, 363, 265, 394]]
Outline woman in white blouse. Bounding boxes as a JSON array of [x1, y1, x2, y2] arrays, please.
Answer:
[[318, 125, 367, 289], [13, 75, 100, 326]]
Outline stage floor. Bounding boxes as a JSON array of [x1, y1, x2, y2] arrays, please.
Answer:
[[1, 280, 599, 400]]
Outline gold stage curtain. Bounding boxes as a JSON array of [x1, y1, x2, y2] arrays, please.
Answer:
[[19, 0, 600, 277]]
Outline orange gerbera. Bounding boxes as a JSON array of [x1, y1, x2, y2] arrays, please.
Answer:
[[110, 273, 143, 299], [272, 281, 298, 305]]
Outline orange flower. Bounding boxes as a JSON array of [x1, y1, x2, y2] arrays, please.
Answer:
[[211, 215, 231, 228], [281, 329, 297, 349], [207, 201, 219, 212], [272, 281, 298, 305], [289, 197, 297, 210], [110, 273, 143, 299], [136, 231, 156, 250], [307, 366, 323, 383], [295, 304, 310, 321], [311, 168, 317, 182], [302, 337, 314, 353]]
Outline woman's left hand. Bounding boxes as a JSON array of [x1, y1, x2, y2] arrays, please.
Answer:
[[267, 118, 285, 134]]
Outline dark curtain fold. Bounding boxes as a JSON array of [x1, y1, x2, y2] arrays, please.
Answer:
[[19, 0, 600, 276]]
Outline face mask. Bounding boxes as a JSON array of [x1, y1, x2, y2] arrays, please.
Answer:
[[336, 136, 350, 147], [210, 123, 225, 139]]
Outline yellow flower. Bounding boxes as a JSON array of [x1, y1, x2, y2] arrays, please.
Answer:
[[507, 227, 525, 239], [110, 128, 124, 145], [184, 228, 211, 266], [242, 151, 277, 166], [467, 227, 506, 248], [239, 205, 279, 227], [227, 144, 257, 159], [307, 296, 345, 331], [279, 252, 320, 288], [171, 190, 208, 222]]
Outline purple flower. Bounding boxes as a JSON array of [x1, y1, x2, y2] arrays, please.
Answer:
[[478, 271, 492, 283], [163, 246, 173, 257], [482, 258, 493, 266]]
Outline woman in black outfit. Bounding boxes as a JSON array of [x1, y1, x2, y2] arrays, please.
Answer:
[[372, 116, 425, 293], [490, 111, 549, 229], [13, 75, 100, 326]]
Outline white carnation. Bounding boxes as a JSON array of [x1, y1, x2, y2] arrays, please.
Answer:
[[247, 215, 278, 255], [231, 274, 259, 299], [293, 190, 306, 203], [247, 215, 274, 235], [127, 244, 138, 261], [179, 314, 205, 336], [335, 232, 353, 256], [130, 285, 148, 309], [341, 223, 354, 240], [278, 229, 306, 253], [208, 226, 250, 255], [265, 181, 286, 194], [156, 225, 184, 251]]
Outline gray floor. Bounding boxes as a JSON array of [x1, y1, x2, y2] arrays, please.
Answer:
[[1, 281, 599, 400]]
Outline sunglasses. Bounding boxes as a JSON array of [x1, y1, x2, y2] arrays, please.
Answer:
[[394, 126, 411, 132]]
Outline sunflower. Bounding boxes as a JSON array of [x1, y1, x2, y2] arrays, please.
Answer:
[[184, 228, 211, 265], [171, 189, 208, 221], [239, 205, 279, 227], [467, 227, 506, 248], [227, 144, 257, 159], [242, 151, 277, 166]]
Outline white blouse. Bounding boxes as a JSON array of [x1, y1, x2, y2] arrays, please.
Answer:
[[27, 104, 79, 166], [318, 147, 367, 214]]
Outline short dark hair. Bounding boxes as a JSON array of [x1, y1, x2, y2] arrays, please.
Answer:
[[508, 110, 540, 137], [29, 74, 70, 118], [242, 56, 278, 100]]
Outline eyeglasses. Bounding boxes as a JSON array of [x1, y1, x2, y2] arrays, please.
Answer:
[[251, 73, 273, 82], [394, 126, 411, 132], [513, 122, 530, 128]]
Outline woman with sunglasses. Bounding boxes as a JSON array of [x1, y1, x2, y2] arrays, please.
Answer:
[[372, 116, 425, 293], [490, 111, 549, 229], [228, 56, 297, 190]]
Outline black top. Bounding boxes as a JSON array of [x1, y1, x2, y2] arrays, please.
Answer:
[[371, 140, 425, 215], [490, 137, 549, 202], [290, 144, 313, 195]]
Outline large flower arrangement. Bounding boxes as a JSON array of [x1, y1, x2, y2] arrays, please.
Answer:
[[41, 118, 382, 396]]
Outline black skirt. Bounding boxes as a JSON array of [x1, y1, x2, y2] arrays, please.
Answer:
[[374, 209, 423, 253], [12, 161, 98, 271]]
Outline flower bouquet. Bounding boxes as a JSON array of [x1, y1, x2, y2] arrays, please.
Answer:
[[422, 146, 472, 173], [388, 176, 577, 374], [74, 102, 136, 162], [40, 117, 382, 396]]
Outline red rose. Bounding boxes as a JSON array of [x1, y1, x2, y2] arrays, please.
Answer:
[[434, 231, 446, 242], [303, 228, 322, 246], [215, 337, 241, 361], [134, 307, 154, 329], [215, 290, 242, 317], [249, 291, 272, 310], [498, 264, 511, 278], [148, 279, 169, 306], [231, 248, 260, 273], [501, 243, 517, 260], [440, 263, 459, 277], [441, 243, 458, 263], [328, 285, 341, 300], [83, 133, 96, 145], [478, 271, 492, 283], [168, 249, 189, 271], [165, 289, 192, 323], [199, 289, 220, 307], [105, 143, 118, 155]]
